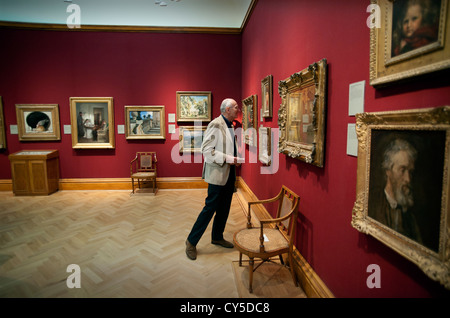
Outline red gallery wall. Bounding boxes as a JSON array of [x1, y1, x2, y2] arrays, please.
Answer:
[[240, 0, 450, 297], [0, 29, 241, 179]]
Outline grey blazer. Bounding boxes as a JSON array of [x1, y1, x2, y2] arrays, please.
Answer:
[[201, 115, 235, 186]]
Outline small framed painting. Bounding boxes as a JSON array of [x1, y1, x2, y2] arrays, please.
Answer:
[[176, 91, 211, 122], [261, 75, 273, 118], [15, 104, 61, 141], [259, 126, 271, 165], [125, 105, 166, 140], [179, 126, 206, 153], [242, 94, 257, 147]]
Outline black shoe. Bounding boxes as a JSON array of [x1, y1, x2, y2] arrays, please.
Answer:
[[211, 239, 234, 248]]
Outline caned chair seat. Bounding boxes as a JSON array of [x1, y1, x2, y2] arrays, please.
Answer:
[[131, 172, 156, 178], [234, 228, 289, 253]]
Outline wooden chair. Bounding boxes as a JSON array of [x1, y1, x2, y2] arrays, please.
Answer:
[[233, 185, 300, 293], [130, 152, 157, 194]]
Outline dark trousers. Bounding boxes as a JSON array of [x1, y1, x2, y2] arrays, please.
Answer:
[[187, 169, 235, 246]]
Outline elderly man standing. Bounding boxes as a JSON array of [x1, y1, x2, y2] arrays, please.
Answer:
[[185, 98, 241, 260]]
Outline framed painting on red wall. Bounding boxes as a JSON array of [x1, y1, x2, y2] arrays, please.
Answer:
[[176, 91, 211, 123], [242, 94, 257, 147], [125, 105, 166, 140], [352, 106, 450, 289], [69, 97, 115, 149], [178, 126, 206, 153], [261, 75, 273, 118], [15, 103, 61, 141], [278, 59, 327, 168], [258, 126, 271, 166], [369, 0, 450, 86]]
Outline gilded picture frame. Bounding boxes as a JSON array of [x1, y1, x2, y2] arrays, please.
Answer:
[[261, 75, 273, 118], [15, 104, 61, 141], [0, 97, 6, 149], [179, 126, 206, 153], [69, 97, 115, 149], [176, 91, 211, 122], [259, 126, 271, 166], [242, 94, 257, 147], [125, 105, 166, 140], [351, 106, 450, 289], [278, 59, 327, 167], [369, 0, 450, 87]]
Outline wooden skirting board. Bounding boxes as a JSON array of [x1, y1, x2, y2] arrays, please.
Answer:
[[0, 177, 209, 191]]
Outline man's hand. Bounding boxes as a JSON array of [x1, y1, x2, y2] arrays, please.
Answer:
[[232, 156, 244, 167]]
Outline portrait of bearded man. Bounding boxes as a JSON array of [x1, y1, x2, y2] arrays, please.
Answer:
[[369, 138, 422, 242], [367, 131, 445, 253]]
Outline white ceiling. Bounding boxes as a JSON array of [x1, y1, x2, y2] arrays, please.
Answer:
[[0, 0, 254, 30]]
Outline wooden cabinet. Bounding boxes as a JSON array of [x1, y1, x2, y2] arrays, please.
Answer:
[[9, 150, 59, 196]]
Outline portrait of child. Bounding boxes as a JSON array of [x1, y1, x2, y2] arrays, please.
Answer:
[[391, 0, 441, 57]]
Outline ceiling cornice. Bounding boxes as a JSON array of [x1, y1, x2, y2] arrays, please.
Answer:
[[0, 21, 242, 34], [0, 0, 258, 35]]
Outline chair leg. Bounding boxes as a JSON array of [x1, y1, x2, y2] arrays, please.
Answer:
[[279, 254, 285, 265], [288, 253, 298, 287], [249, 258, 254, 293], [131, 178, 135, 194], [239, 252, 242, 266]]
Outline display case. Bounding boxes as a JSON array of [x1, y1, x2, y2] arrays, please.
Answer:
[[8, 150, 59, 195]]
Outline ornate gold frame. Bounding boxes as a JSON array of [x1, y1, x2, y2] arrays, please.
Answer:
[[352, 106, 450, 289], [278, 59, 327, 167], [15, 104, 61, 141], [369, 0, 450, 86], [242, 94, 257, 147], [70, 97, 115, 149]]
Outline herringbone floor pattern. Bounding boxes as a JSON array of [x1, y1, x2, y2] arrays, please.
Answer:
[[0, 189, 247, 298]]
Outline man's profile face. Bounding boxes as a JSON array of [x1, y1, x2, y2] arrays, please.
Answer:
[[226, 102, 240, 121], [386, 150, 415, 207]]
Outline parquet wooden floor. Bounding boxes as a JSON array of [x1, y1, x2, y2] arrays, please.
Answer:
[[0, 189, 247, 298]]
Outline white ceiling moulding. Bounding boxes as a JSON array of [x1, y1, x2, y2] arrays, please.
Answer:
[[0, 0, 258, 34]]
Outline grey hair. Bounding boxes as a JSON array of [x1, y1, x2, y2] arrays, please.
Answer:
[[382, 138, 417, 171], [220, 98, 235, 114]]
